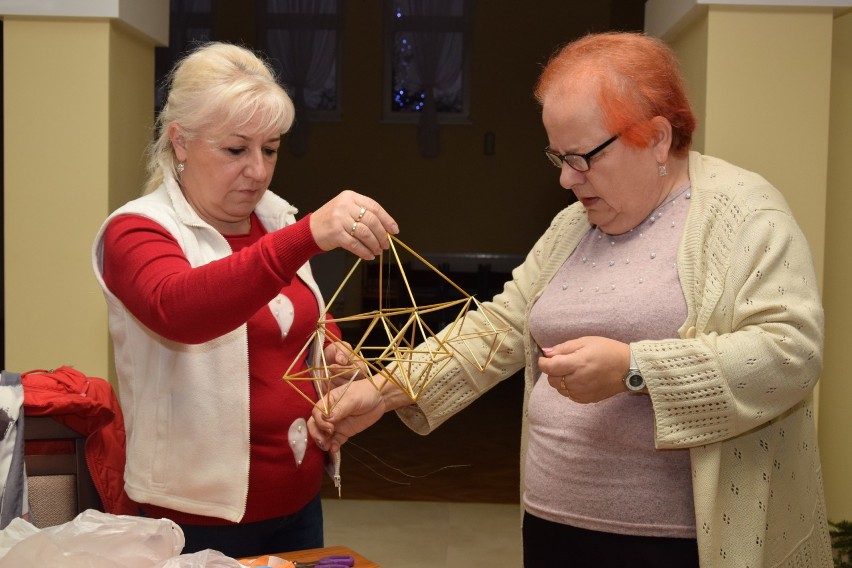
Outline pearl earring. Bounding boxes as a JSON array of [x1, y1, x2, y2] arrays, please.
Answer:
[[176, 162, 185, 175], [658, 163, 668, 177]]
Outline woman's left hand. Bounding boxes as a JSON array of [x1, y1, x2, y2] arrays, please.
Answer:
[[539, 336, 631, 403], [323, 341, 368, 387]]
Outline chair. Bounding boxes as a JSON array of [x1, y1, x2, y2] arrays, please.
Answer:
[[23, 415, 102, 528]]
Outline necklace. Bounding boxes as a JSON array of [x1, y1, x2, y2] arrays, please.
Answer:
[[647, 181, 691, 225]]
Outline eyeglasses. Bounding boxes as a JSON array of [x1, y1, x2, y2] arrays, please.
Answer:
[[544, 134, 619, 172]]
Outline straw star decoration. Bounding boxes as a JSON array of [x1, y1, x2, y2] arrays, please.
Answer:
[[282, 235, 511, 416]]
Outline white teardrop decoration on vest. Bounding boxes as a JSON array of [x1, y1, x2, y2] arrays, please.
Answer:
[[289, 418, 308, 466], [268, 293, 295, 339]]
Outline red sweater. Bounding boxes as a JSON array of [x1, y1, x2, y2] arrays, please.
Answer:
[[102, 212, 338, 525]]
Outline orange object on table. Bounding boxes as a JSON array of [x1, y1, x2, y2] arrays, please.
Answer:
[[238, 554, 294, 567]]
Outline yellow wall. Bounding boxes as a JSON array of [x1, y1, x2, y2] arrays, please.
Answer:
[[820, 8, 852, 524], [3, 18, 154, 382], [669, 15, 709, 154], [109, 24, 155, 213], [705, 7, 831, 278]]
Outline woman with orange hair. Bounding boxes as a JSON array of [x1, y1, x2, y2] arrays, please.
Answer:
[[311, 32, 831, 567]]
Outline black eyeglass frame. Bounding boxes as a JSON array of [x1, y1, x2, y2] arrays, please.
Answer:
[[544, 134, 619, 172]]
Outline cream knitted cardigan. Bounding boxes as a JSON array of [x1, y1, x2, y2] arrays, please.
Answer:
[[397, 152, 832, 567]]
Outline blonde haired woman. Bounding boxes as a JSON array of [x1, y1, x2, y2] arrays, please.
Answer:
[[92, 42, 397, 558]]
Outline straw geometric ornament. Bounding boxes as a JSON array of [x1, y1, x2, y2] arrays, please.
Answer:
[[282, 235, 511, 416]]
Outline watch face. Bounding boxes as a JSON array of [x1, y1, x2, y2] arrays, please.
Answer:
[[627, 373, 644, 389]]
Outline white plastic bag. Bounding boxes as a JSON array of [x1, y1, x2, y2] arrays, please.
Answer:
[[0, 517, 39, 557], [155, 548, 244, 567], [0, 509, 184, 568]]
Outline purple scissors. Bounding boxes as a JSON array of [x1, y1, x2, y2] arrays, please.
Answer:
[[293, 555, 355, 568]]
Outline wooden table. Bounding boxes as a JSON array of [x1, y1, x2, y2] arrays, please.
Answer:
[[241, 545, 380, 567]]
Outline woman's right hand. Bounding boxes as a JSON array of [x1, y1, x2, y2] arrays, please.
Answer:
[[308, 379, 388, 453], [310, 190, 399, 260]]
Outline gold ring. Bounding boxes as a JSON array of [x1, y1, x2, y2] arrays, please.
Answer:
[[560, 376, 567, 390], [357, 206, 366, 221], [350, 221, 358, 236]]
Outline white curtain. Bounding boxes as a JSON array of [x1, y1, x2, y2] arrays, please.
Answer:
[[401, 0, 464, 158], [264, 0, 339, 156]]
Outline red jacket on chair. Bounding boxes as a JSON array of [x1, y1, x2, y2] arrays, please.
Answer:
[[21, 366, 137, 515]]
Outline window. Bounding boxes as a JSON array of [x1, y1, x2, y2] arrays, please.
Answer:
[[256, 0, 343, 155], [383, 0, 473, 125], [257, 0, 343, 119]]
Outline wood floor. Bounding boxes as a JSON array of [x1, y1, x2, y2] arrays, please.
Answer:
[[321, 374, 523, 504]]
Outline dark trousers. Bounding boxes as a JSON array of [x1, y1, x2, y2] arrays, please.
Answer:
[[178, 493, 324, 559], [522, 511, 699, 567]]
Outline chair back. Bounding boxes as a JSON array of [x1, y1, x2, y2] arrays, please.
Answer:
[[23, 416, 102, 528]]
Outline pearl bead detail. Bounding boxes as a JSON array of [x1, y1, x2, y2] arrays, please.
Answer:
[[555, 181, 690, 298]]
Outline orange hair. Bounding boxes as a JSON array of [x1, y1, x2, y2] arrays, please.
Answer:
[[534, 32, 697, 157]]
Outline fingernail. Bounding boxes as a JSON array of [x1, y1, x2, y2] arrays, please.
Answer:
[[390, 223, 399, 234], [542, 347, 553, 356]]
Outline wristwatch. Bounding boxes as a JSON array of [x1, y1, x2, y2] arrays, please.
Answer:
[[623, 348, 645, 393]]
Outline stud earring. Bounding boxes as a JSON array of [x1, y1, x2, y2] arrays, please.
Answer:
[[658, 163, 668, 177], [176, 162, 185, 175]]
